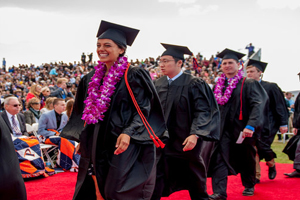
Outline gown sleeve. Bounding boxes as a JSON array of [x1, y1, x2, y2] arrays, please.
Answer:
[[245, 80, 268, 131], [60, 71, 94, 142], [293, 93, 300, 129], [122, 67, 168, 142], [189, 78, 220, 141], [269, 83, 289, 126]]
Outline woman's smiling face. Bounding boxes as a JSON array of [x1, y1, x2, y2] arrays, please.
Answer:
[[96, 39, 125, 66]]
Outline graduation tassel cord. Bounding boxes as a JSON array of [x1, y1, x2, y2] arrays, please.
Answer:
[[239, 77, 246, 120], [124, 65, 165, 148], [192, 54, 200, 70]]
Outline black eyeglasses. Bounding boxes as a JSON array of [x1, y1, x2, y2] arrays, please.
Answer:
[[158, 59, 175, 65], [11, 104, 21, 107], [31, 102, 40, 105]]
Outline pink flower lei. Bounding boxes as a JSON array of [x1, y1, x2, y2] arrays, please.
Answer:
[[214, 69, 244, 105], [82, 56, 129, 124]]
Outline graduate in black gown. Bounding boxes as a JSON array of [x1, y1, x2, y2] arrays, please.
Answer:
[[209, 49, 268, 199], [284, 89, 300, 177], [246, 59, 288, 182], [151, 44, 220, 200], [60, 21, 167, 200], [0, 116, 27, 200]]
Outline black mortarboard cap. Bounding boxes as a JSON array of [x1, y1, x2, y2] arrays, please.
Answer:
[[217, 48, 245, 61], [96, 20, 139, 47], [247, 59, 268, 72], [161, 43, 193, 60]]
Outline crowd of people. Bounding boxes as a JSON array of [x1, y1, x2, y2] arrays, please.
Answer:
[[1, 51, 221, 105], [1, 28, 299, 200]]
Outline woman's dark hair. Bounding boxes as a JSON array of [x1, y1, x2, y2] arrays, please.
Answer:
[[117, 44, 127, 57]]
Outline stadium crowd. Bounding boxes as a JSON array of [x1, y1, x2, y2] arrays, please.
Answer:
[[0, 52, 221, 109]]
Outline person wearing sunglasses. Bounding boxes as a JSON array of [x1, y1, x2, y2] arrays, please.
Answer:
[[24, 97, 41, 125], [0, 96, 28, 137]]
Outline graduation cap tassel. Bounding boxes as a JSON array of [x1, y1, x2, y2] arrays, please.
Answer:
[[124, 64, 165, 148], [239, 111, 243, 120], [150, 135, 160, 148], [192, 55, 200, 70], [157, 138, 165, 148], [239, 77, 246, 120]]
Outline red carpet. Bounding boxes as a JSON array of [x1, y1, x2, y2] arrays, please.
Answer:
[[25, 162, 298, 200]]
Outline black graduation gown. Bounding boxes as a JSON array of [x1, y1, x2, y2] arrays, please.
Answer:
[[153, 73, 220, 199], [256, 81, 288, 160], [210, 78, 268, 176], [260, 80, 288, 143], [283, 93, 300, 160], [0, 116, 27, 200], [61, 66, 168, 200], [293, 92, 300, 129]]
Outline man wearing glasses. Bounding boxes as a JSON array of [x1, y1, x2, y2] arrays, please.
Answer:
[[0, 96, 28, 137], [151, 43, 220, 200]]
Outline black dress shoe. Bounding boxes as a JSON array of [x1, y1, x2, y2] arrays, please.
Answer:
[[284, 170, 300, 177], [242, 187, 254, 196], [209, 193, 227, 200], [255, 178, 260, 184], [269, 165, 277, 180]]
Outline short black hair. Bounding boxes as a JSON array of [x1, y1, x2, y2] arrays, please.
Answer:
[[174, 57, 184, 68]]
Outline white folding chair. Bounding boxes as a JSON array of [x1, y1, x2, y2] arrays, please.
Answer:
[[31, 123, 58, 168]]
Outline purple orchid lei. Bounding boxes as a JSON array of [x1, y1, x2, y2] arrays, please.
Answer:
[[214, 69, 244, 105], [82, 56, 129, 124]]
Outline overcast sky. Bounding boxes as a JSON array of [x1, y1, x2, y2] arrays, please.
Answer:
[[0, 0, 299, 91]]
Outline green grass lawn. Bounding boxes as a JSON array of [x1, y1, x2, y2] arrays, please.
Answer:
[[271, 137, 294, 164]]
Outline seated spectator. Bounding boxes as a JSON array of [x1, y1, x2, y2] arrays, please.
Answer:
[[41, 97, 56, 114], [13, 89, 22, 99], [40, 86, 51, 108], [0, 96, 52, 177], [38, 98, 80, 171], [26, 84, 42, 103], [24, 97, 41, 125], [49, 78, 74, 99], [38, 98, 68, 137], [1, 96, 28, 137]]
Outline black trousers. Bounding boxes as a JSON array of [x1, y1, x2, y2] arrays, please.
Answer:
[[210, 138, 256, 197], [152, 154, 209, 200]]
